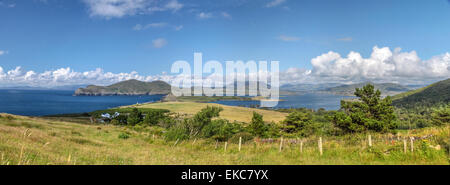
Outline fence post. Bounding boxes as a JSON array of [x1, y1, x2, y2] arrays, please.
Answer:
[[403, 138, 407, 154], [173, 138, 180, 147], [279, 137, 284, 152], [410, 137, 414, 153], [215, 140, 218, 149], [192, 138, 197, 145], [368, 134, 372, 147], [152, 134, 155, 140], [318, 137, 323, 156], [224, 142, 228, 152], [300, 140, 303, 154], [239, 137, 242, 152]]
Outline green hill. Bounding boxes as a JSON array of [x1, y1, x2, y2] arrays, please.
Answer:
[[322, 82, 410, 96], [393, 78, 450, 108], [74, 79, 171, 96]]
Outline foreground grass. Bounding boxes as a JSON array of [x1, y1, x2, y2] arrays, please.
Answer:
[[1, 114, 449, 165], [129, 102, 288, 123]]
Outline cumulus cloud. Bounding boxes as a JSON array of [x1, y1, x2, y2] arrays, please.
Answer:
[[0, 66, 174, 87], [0, 50, 7, 56], [304, 46, 450, 84], [83, 0, 183, 19], [152, 38, 167, 48], [1, 46, 448, 87], [266, 0, 286, 8]]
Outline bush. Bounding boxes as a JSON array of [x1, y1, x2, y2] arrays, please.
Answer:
[[431, 105, 450, 126], [186, 106, 223, 138], [143, 109, 168, 125], [201, 119, 241, 141], [127, 108, 143, 126], [118, 132, 130, 139], [281, 111, 319, 136], [164, 120, 190, 141], [112, 115, 128, 125]]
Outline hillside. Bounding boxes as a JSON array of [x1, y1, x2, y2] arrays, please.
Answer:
[[74, 80, 171, 96], [321, 82, 410, 96], [393, 78, 450, 108], [0, 113, 448, 165]]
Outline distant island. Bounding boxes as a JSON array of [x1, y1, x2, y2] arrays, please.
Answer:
[[74, 79, 171, 96]]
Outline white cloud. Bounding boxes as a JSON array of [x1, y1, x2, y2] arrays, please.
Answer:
[[0, 66, 175, 87], [165, 0, 183, 12], [278, 35, 300, 42], [152, 38, 167, 48], [1, 46, 448, 87], [266, 0, 286, 8], [133, 22, 168, 30], [134, 22, 183, 31], [0, 50, 7, 56], [83, 0, 149, 19], [305, 46, 450, 84], [198, 12, 213, 19], [83, 0, 183, 19]]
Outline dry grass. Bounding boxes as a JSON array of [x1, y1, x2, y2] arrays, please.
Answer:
[[1, 113, 449, 165], [129, 102, 288, 123]]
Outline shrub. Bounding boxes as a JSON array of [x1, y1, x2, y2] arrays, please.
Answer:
[[164, 120, 190, 141], [282, 111, 320, 136], [127, 108, 143, 126], [431, 105, 450, 126], [112, 115, 128, 125], [118, 132, 130, 139], [201, 119, 241, 141], [143, 109, 168, 125], [186, 106, 223, 138]]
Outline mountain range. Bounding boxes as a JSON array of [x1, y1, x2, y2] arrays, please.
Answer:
[[74, 80, 171, 96]]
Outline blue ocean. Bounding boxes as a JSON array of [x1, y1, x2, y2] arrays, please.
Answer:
[[211, 93, 353, 110], [0, 90, 351, 116], [0, 89, 165, 116]]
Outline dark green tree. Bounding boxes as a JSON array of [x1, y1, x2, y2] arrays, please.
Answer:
[[249, 112, 267, 137], [333, 84, 397, 133], [282, 111, 318, 136], [127, 108, 143, 126], [431, 105, 450, 126], [143, 110, 166, 125], [187, 106, 223, 137]]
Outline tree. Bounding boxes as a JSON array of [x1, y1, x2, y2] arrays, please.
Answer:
[[282, 111, 318, 136], [143, 110, 166, 125], [127, 108, 143, 126], [333, 84, 397, 133], [187, 106, 223, 138], [432, 105, 450, 126], [249, 112, 267, 137]]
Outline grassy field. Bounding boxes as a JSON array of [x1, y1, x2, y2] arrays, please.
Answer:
[[128, 102, 288, 123], [1, 113, 449, 165]]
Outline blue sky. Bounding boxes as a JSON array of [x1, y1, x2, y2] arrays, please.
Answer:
[[0, 0, 449, 87]]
